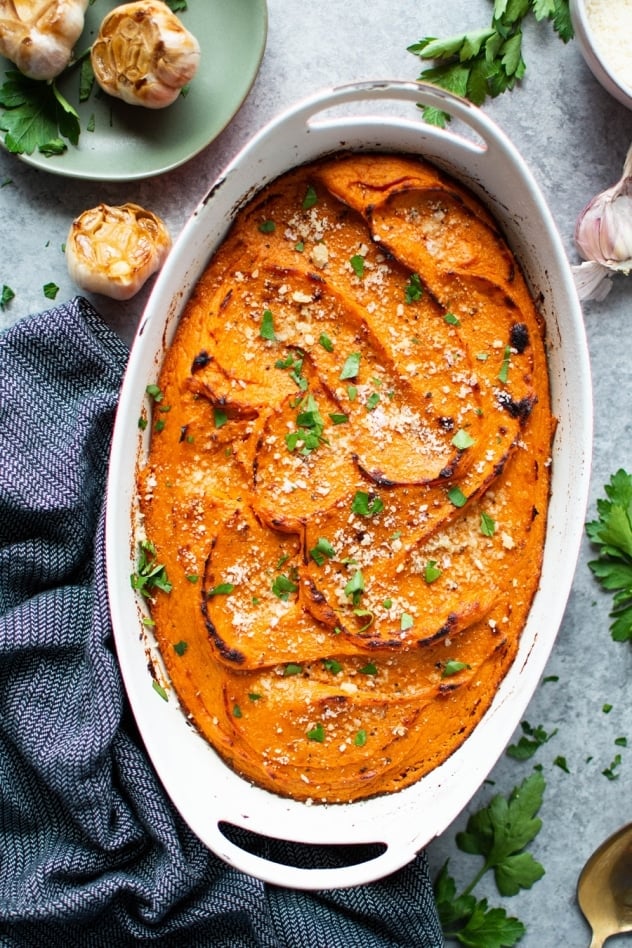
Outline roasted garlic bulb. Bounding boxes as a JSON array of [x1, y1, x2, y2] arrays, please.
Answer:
[[0, 0, 89, 80], [66, 203, 171, 301], [90, 1, 200, 109]]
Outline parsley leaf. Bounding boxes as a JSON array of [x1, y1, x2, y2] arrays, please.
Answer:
[[0, 284, 15, 310], [506, 721, 557, 760], [586, 469, 632, 641], [456, 770, 546, 897], [0, 71, 80, 155]]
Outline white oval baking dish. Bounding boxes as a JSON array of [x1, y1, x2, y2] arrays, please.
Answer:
[[106, 80, 592, 890]]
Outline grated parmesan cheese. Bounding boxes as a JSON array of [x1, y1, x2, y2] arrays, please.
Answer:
[[585, 0, 632, 89]]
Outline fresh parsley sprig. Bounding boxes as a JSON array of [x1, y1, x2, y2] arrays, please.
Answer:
[[435, 770, 545, 946], [586, 468, 632, 642], [408, 0, 573, 126]]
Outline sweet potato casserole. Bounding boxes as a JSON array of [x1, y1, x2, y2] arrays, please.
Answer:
[[137, 153, 554, 804]]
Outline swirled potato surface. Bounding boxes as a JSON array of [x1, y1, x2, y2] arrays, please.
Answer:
[[138, 154, 554, 804]]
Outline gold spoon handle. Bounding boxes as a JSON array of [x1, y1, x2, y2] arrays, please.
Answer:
[[589, 932, 606, 948]]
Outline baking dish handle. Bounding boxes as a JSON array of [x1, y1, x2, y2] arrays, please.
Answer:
[[292, 78, 505, 159], [209, 820, 422, 891]]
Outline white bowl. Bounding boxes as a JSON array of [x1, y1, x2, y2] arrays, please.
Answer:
[[106, 80, 592, 890], [570, 0, 632, 110]]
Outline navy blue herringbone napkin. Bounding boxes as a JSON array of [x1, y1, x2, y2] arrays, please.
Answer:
[[0, 297, 443, 947]]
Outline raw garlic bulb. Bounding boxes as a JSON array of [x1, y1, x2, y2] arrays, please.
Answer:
[[0, 0, 89, 80], [66, 203, 171, 301], [90, 1, 200, 109]]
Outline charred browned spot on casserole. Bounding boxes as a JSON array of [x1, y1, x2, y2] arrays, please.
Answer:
[[496, 390, 537, 424], [510, 322, 530, 353], [201, 603, 246, 665], [191, 350, 211, 372], [439, 681, 462, 694]]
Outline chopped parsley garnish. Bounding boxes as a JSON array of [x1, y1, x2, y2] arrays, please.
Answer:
[[344, 570, 365, 604], [603, 753, 622, 780], [405, 272, 423, 303], [319, 333, 334, 351], [130, 539, 172, 598], [173, 641, 188, 656], [302, 185, 318, 209], [307, 722, 325, 742], [43, 282, 59, 300], [498, 345, 512, 383], [359, 662, 378, 675], [444, 311, 460, 326], [452, 428, 475, 450], [152, 680, 168, 701], [309, 537, 336, 565], [283, 663, 302, 676], [285, 393, 328, 454], [232, 704, 242, 718], [328, 412, 348, 425], [354, 729, 367, 747], [275, 351, 307, 390], [506, 721, 557, 761], [442, 659, 470, 677], [366, 392, 381, 411], [400, 612, 414, 631], [447, 486, 467, 508], [480, 511, 496, 537], [0, 284, 15, 310], [146, 383, 164, 403], [350, 254, 365, 278], [323, 658, 342, 674], [351, 490, 384, 517], [340, 351, 361, 380], [424, 560, 442, 583], [207, 582, 235, 596], [260, 308, 276, 340], [258, 219, 275, 233], [272, 573, 298, 601], [213, 407, 228, 428]]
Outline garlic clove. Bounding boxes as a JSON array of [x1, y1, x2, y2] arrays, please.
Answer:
[[575, 178, 632, 274], [66, 203, 171, 301], [90, 1, 201, 109], [571, 260, 614, 302]]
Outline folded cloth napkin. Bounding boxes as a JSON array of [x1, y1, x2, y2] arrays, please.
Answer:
[[0, 298, 443, 947]]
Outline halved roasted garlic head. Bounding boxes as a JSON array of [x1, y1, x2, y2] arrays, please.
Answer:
[[66, 202, 171, 300], [90, 1, 200, 109], [0, 0, 89, 80]]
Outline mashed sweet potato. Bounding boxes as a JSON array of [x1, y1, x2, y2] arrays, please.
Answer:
[[137, 153, 553, 804]]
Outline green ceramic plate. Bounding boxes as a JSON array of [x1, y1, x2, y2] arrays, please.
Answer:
[[0, 0, 268, 181]]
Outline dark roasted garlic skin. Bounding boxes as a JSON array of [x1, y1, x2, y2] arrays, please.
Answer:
[[90, 0, 200, 109]]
